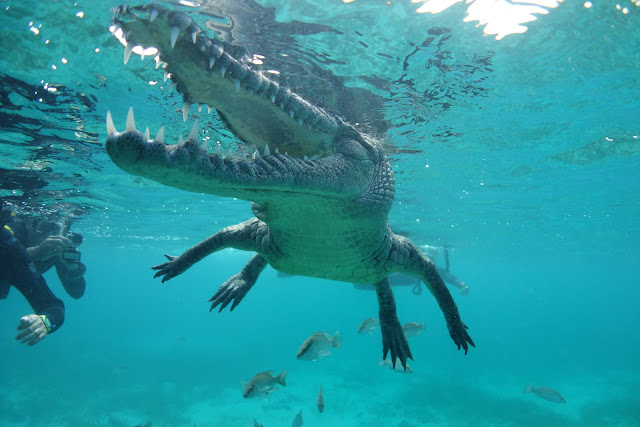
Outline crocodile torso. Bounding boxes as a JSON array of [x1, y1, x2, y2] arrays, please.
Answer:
[[105, 3, 474, 369]]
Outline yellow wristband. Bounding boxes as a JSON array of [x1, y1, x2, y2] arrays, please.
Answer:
[[38, 315, 52, 333]]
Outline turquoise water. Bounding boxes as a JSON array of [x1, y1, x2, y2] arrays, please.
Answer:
[[1, 0, 639, 425]]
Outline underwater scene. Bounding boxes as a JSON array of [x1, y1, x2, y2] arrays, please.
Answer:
[[1, 0, 639, 426]]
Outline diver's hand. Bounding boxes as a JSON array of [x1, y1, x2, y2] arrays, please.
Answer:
[[27, 235, 72, 261], [15, 314, 48, 346]]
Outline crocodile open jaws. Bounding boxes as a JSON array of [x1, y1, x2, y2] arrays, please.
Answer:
[[105, 3, 474, 370]]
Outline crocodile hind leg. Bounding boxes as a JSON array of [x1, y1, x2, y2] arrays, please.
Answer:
[[375, 277, 413, 370], [209, 254, 268, 312], [387, 233, 475, 354]]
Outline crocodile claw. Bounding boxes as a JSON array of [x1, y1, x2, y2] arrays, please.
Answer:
[[209, 273, 255, 312], [151, 254, 186, 283], [380, 314, 413, 371], [447, 318, 475, 354]]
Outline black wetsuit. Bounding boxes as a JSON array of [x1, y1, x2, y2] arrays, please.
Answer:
[[6, 221, 86, 299], [0, 226, 64, 333]]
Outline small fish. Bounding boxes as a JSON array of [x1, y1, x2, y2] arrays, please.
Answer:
[[317, 384, 324, 413], [296, 331, 342, 361], [523, 384, 566, 403], [242, 370, 287, 399], [292, 410, 303, 427], [402, 321, 425, 339], [378, 358, 413, 374], [357, 317, 380, 334]]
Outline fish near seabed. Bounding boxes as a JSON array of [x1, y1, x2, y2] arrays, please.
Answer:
[[402, 321, 425, 339], [357, 317, 380, 334], [242, 370, 288, 399], [296, 331, 342, 361], [292, 410, 303, 427], [523, 384, 567, 403], [317, 384, 324, 413]]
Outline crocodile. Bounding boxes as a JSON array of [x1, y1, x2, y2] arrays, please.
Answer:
[[105, 4, 474, 369]]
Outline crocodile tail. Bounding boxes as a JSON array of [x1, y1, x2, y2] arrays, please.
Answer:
[[331, 331, 342, 348]]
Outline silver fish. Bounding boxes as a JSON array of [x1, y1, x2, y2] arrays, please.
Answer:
[[242, 370, 287, 399], [523, 384, 566, 403], [317, 384, 324, 413], [357, 317, 380, 334], [292, 410, 303, 427], [296, 331, 342, 361], [378, 358, 413, 374], [402, 321, 425, 339]]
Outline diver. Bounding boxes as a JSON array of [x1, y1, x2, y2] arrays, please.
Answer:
[[5, 213, 86, 299], [0, 200, 65, 345]]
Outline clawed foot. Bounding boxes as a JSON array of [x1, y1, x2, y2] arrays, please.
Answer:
[[209, 273, 254, 312], [447, 317, 475, 354], [380, 315, 413, 371], [151, 254, 188, 283]]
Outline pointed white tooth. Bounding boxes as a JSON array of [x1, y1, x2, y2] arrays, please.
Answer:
[[207, 105, 213, 114], [200, 141, 208, 151], [243, 152, 247, 160], [106, 111, 117, 134], [270, 95, 276, 103], [124, 43, 133, 64], [264, 144, 270, 156], [253, 150, 260, 159], [221, 66, 227, 78], [154, 125, 165, 143], [274, 147, 279, 154], [298, 118, 303, 126], [188, 119, 199, 140], [170, 26, 180, 48], [155, 56, 161, 69], [235, 79, 240, 92], [170, 81, 175, 91], [304, 155, 309, 161], [209, 57, 215, 68], [215, 146, 221, 156], [289, 110, 295, 119], [149, 8, 159, 22], [140, 51, 146, 61], [178, 135, 185, 147], [279, 102, 284, 109], [126, 107, 136, 132], [144, 127, 150, 140], [284, 152, 289, 156], [164, 71, 169, 82], [182, 102, 190, 122], [191, 31, 198, 44], [198, 103, 203, 112]]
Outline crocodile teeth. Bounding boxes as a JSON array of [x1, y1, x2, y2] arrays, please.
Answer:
[[182, 102, 190, 122], [191, 31, 198, 44], [144, 127, 150, 140], [154, 125, 165, 143], [207, 105, 213, 114], [154, 56, 162, 69], [170, 26, 180, 48], [164, 71, 169, 82], [221, 66, 227, 78], [209, 57, 215, 68], [304, 155, 309, 161], [270, 95, 276, 104], [289, 110, 295, 119], [149, 8, 159, 22], [298, 118, 303, 126], [106, 111, 117, 134], [197, 103, 203, 112], [187, 119, 199, 140], [235, 79, 240, 93], [200, 141, 208, 151], [124, 43, 133, 65], [264, 144, 270, 156], [126, 107, 136, 132], [177, 134, 185, 147], [274, 147, 279, 154], [215, 146, 221, 156]]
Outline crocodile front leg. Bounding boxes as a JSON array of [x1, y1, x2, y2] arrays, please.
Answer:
[[375, 277, 413, 370], [387, 233, 475, 354], [209, 254, 268, 312], [152, 217, 271, 282]]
